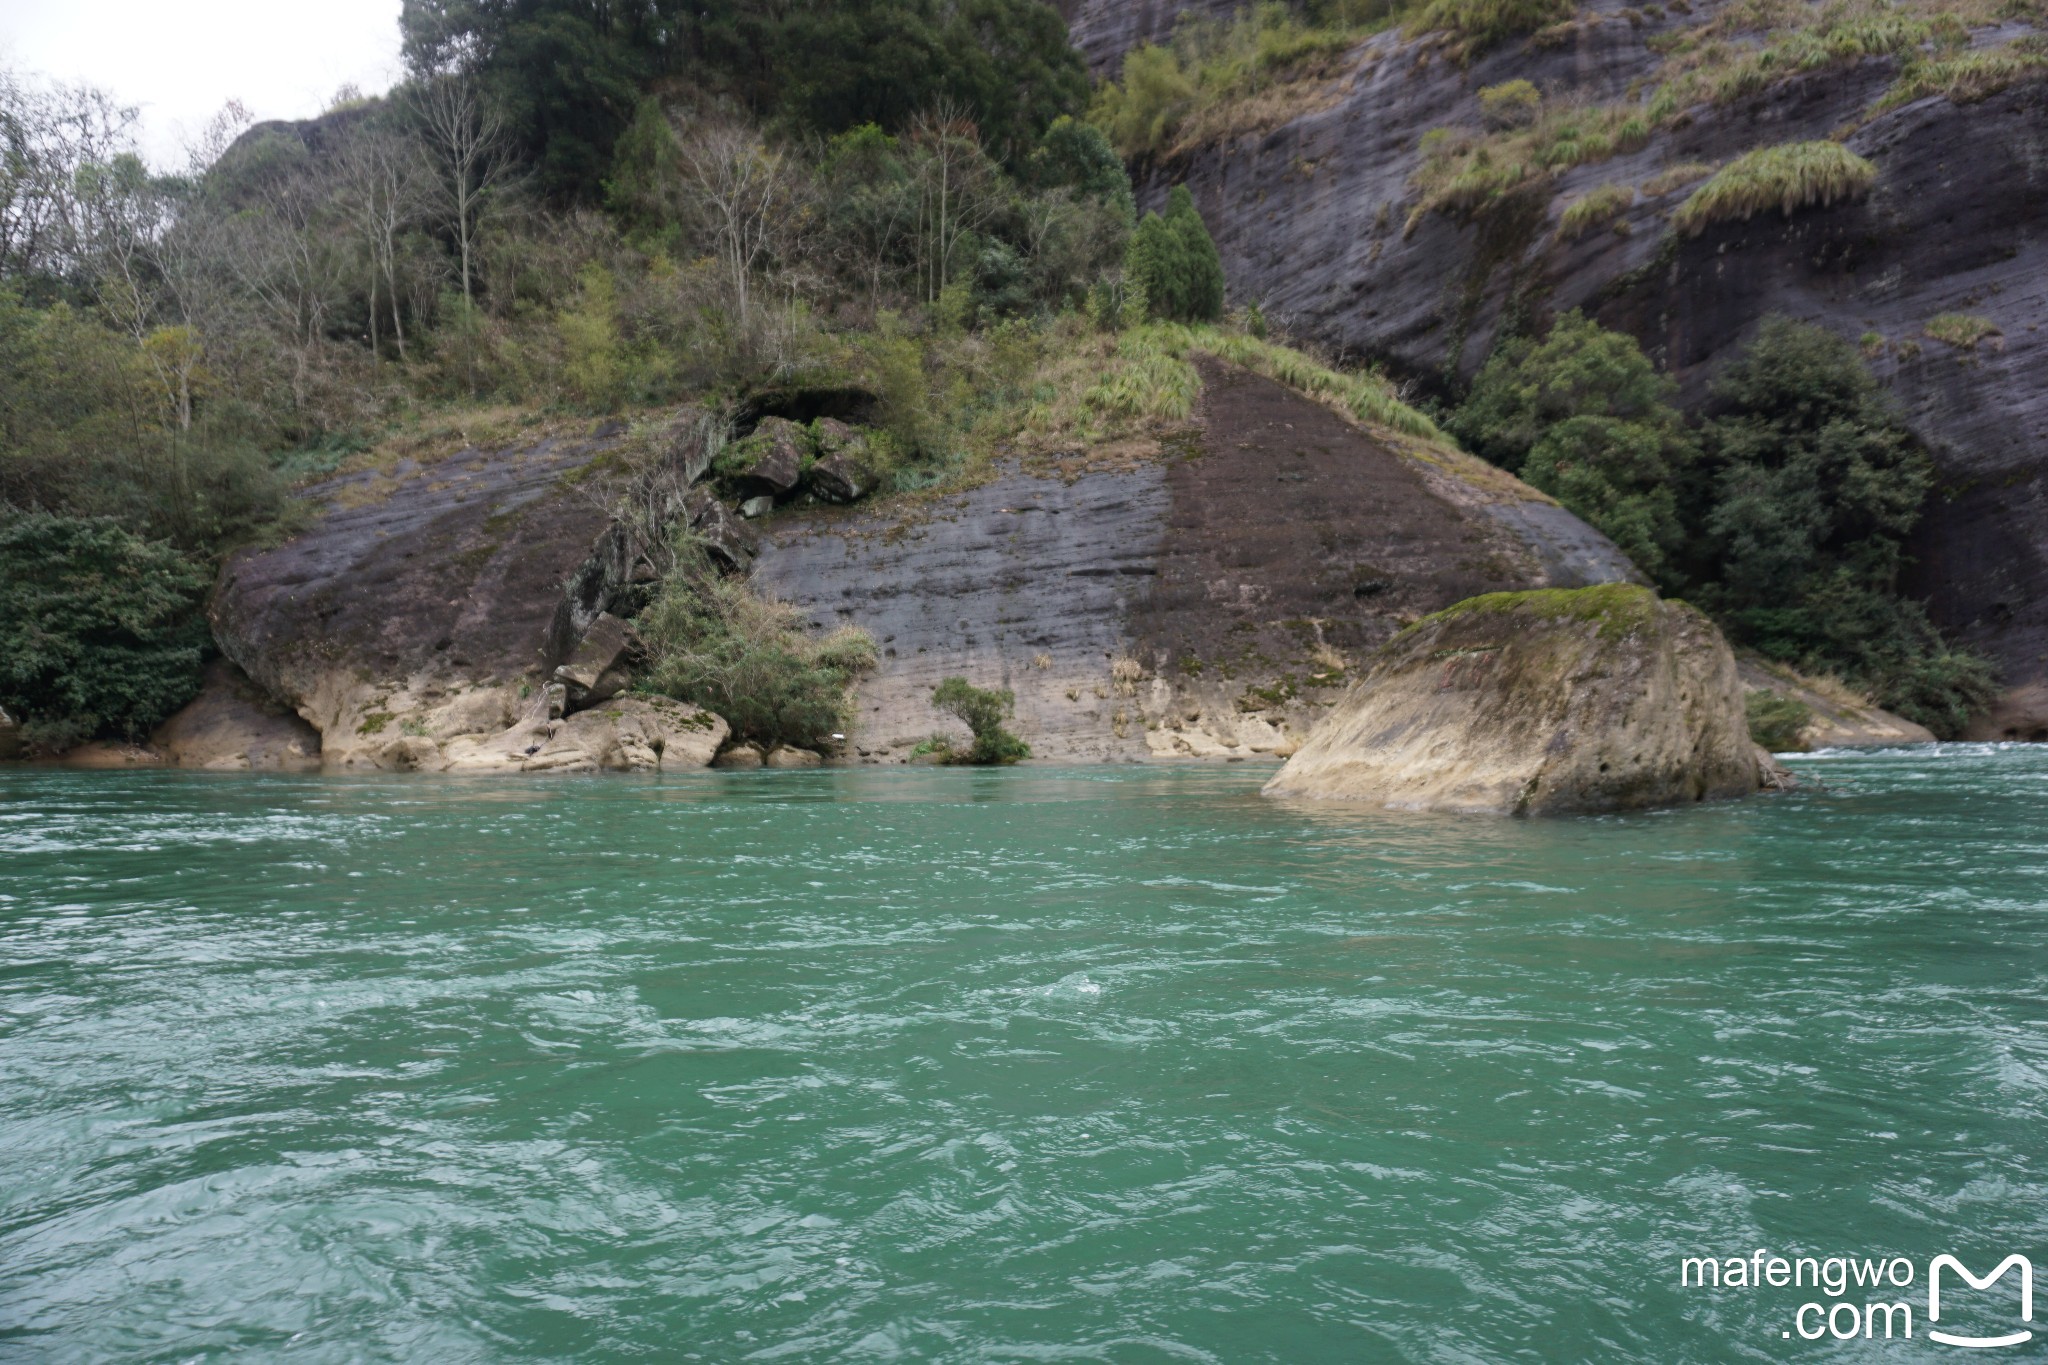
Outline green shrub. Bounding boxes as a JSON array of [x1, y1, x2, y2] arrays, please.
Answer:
[[931, 676, 1030, 763], [1745, 689, 1813, 751], [1092, 45, 1195, 158], [1671, 141, 1877, 235], [637, 540, 877, 747], [1451, 314, 1697, 579], [0, 512, 211, 748], [558, 265, 633, 411], [1877, 645, 2000, 738], [1698, 317, 1996, 734], [1124, 186, 1227, 322], [1478, 79, 1543, 128]]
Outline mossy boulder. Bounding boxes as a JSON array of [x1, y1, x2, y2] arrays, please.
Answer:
[[1263, 584, 1774, 814], [723, 417, 807, 499]]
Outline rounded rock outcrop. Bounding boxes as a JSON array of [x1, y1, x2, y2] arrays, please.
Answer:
[[1263, 584, 1775, 815]]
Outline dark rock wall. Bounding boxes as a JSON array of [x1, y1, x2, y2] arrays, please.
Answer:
[[1107, 1, 2048, 709], [211, 430, 620, 750]]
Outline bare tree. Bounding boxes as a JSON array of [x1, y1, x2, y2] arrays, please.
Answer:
[[332, 122, 428, 362], [676, 120, 803, 339], [908, 105, 999, 306], [0, 69, 142, 283], [413, 69, 514, 315]]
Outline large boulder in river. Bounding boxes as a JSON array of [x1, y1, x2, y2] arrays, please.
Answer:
[[1263, 585, 1770, 814]]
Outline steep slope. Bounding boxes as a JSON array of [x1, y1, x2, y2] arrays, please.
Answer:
[[1094, 0, 2048, 734]]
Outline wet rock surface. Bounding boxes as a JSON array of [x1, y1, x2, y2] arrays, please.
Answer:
[[1265, 585, 1768, 813]]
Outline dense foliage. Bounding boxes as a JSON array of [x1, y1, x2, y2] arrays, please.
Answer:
[[1449, 311, 1694, 580], [637, 541, 878, 748], [1452, 313, 1998, 735], [398, 0, 1087, 200], [0, 513, 212, 751], [1124, 186, 1226, 323]]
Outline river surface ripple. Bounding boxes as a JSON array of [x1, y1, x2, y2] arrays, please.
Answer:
[[2, 748, 2046, 1362]]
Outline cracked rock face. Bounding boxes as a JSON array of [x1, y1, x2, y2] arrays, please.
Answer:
[[1105, 0, 2048, 729], [753, 360, 1639, 762], [1264, 585, 1769, 813]]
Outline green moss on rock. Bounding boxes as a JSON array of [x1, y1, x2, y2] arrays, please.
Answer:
[[1413, 582, 1665, 641]]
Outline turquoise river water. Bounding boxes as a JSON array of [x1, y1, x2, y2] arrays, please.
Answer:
[[2, 748, 2047, 1362]]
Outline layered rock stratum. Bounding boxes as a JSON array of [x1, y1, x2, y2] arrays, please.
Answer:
[[753, 358, 1642, 761], [189, 358, 1643, 769]]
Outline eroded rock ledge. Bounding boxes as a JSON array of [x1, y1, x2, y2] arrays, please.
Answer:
[[1264, 584, 1779, 814]]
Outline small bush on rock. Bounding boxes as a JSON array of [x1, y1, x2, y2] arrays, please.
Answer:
[[638, 539, 876, 748], [930, 677, 1030, 763]]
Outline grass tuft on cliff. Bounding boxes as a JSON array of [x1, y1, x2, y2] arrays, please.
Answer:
[[1923, 313, 2001, 349], [1873, 43, 2048, 113], [1557, 184, 1636, 240], [1406, 0, 1577, 53], [1404, 0, 2036, 236], [1670, 142, 1877, 235]]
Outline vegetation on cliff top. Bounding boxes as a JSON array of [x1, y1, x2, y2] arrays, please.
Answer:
[[1088, 0, 1594, 160], [1417, 583, 1666, 642], [1405, 0, 2043, 235]]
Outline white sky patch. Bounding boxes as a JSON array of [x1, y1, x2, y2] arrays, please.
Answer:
[[1, 0, 404, 168]]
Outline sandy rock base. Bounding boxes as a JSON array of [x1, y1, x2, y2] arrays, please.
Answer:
[[1265, 585, 1769, 815]]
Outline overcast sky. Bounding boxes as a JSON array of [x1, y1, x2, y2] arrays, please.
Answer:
[[1, 0, 404, 167]]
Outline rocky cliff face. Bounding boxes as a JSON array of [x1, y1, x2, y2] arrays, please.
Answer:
[[754, 358, 1639, 761], [194, 360, 1638, 771], [1091, 0, 2048, 734], [206, 420, 725, 773], [1062, 0, 1242, 75]]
